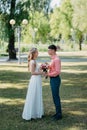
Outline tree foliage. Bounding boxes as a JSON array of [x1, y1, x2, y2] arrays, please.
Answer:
[[50, 0, 73, 40], [0, 0, 51, 58], [22, 11, 50, 44], [0, 0, 87, 53], [71, 0, 87, 33]]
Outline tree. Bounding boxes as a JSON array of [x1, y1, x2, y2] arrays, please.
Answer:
[[0, 18, 6, 43], [71, 0, 87, 50], [0, 0, 29, 59], [50, 0, 73, 41], [22, 11, 50, 44], [50, 8, 61, 40], [60, 0, 73, 39], [0, 0, 51, 59]]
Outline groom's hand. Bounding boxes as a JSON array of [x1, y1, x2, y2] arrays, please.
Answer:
[[45, 73, 48, 77]]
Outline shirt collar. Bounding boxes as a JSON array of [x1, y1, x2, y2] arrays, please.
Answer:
[[51, 55, 57, 59]]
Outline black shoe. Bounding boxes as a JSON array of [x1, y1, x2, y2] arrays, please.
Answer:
[[51, 115, 62, 121], [55, 115, 62, 120]]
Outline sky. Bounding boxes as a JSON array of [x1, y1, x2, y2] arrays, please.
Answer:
[[50, 0, 61, 8]]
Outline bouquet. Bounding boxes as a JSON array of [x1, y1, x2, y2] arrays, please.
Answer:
[[40, 63, 49, 79]]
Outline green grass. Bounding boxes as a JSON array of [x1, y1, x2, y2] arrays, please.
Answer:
[[0, 56, 87, 130]]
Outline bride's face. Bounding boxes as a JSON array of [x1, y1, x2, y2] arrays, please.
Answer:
[[34, 51, 38, 58]]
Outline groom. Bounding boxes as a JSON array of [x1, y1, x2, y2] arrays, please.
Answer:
[[46, 44, 62, 121]]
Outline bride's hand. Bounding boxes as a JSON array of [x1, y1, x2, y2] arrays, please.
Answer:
[[42, 72, 46, 76], [40, 71, 45, 76]]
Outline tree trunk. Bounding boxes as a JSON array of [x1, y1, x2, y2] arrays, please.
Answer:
[[79, 41, 82, 50], [8, 26, 17, 60], [8, 0, 17, 60], [79, 34, 83, 51]]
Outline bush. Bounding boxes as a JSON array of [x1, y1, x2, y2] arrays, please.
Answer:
[[21, 47, 29, 53]]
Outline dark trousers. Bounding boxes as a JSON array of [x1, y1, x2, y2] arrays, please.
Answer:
[[50, 75, 62, 116]]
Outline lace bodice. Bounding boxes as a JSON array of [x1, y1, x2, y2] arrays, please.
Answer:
[[30, 60, 39, 72]]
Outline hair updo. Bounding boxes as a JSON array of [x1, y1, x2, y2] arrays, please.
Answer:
[[28, 48, 37, 70]]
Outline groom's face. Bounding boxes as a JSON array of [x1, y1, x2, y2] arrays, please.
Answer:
[[48, 49, 54, 55]]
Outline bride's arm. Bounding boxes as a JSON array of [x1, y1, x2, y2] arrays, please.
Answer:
[[30, 62, 43, 75]]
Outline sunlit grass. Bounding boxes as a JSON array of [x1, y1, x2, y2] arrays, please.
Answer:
[[0, 56, 87, 130]]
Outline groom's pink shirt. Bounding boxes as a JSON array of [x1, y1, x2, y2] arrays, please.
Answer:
[[48, 55, 61, 77]]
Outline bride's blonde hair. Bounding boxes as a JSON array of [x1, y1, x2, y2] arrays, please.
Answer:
[[28, 48, 37, 70]]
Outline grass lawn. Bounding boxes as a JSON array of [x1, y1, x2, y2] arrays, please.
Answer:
[[0, 56, 87, 130]]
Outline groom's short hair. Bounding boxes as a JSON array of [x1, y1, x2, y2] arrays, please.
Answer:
[[48, 45, 57, 51]]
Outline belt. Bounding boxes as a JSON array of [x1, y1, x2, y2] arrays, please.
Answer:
[[50, 75, 59, 78]]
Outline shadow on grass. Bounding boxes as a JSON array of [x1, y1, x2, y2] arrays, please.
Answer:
[[0, 67, 87, 99], [0, 69, 30, 99], [0, 103, 87, 130], [0, 64, 27, 68], [0, 63, 87, 130], [0, 87, 27, 99], [62, 64, 87, 71], [0, 70, 29, 84]]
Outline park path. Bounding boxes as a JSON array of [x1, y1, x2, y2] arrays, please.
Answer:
[[0, 51, 87, 64]]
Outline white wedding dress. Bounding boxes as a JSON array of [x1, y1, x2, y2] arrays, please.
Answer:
[[22, 60, 44, 120]]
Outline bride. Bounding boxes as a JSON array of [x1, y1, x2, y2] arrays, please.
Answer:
[[22, 48, 44, 120]]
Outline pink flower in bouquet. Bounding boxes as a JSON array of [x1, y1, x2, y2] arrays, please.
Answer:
[[40, 63, 49, 78], [40, 63, 48, 72]]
